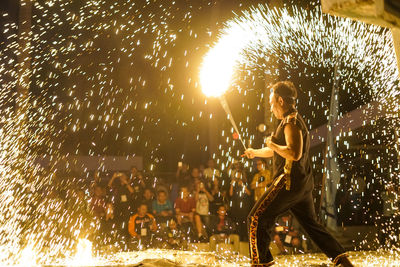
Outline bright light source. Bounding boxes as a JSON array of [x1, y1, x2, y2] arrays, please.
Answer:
[[200, 25, 249, 97]]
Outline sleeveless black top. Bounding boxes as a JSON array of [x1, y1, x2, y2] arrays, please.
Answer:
[[271, 109, 313, 193]]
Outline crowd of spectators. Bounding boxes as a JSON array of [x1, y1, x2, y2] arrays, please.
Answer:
[[65, 158, 310, 254], [41, 153, 400, 255]]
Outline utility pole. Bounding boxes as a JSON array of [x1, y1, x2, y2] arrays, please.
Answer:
[[320, 59, 341, 230]]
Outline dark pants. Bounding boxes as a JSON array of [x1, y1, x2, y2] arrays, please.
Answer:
[[247, 178, 346, 264]]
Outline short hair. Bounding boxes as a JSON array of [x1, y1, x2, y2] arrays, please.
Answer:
[[180, 186, 188, 191], [217, 205, 226, 210], [139, 203, 147, 208], [271, 81, 297, 105], [157, 190, 166, 195]]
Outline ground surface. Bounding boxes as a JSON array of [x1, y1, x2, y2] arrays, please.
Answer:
[[45, 249, 400, 267]]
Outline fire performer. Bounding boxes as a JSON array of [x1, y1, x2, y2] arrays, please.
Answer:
[[244, 81, 354, 267]]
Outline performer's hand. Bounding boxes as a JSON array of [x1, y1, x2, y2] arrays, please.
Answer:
[[244, 148, 255, 159]]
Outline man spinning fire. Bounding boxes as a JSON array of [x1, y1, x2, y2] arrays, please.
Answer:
[[244, 81, 354, 267]]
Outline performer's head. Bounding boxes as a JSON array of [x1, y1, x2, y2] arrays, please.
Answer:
[[269, 81, 297, 120]]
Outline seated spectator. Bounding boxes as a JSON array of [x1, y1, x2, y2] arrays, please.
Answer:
[[154, 219, 187, 250], [152, 190, 174, 225], [142, 188, 154, 213], [128, 203, 157, 249], [154, 180, 170, 201], [250, 158, 272, 202], [209, 206, 239, 253], [174, 186, 197, 240], [273, 213, 302, 254], [194, 181, 214, 241]]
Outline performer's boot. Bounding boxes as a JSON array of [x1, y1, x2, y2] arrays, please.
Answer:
[[339, 257, 355, 267], [251, 261, 275, 267], [334, 255, 355, 267]]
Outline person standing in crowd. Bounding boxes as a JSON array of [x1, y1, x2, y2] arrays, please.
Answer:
[[130, 167, 146, 208], [90, 185, 106, 219], [229, 168, 252, 241], [244, 81, 353, 266], [209, 179, 229, 215], [250, 158, 272, 202], [194, 181, 214, 241], [209, 205, 239, 253], [108, 172, 135, 238], [186, 167, 202, 193], [128, 203, 157, 249], [203, 159, 222, 190], [170, 162, 189, 202], [142, 188, 154, 214], [91, 171, 106, 194], [176, 162, 190, 187], [229, 160, 248, 185], [152, 190, 174, 226]]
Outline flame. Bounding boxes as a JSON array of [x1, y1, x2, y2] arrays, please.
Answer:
[[67, 238, 95, 266], [200, 24, 251, 97], [18, 244, 37, 267]]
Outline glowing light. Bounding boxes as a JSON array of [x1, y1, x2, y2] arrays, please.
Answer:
[[0, 1, 398, 265], [18, 244, 37, 267], [67, 239, 95, 266], [200, 24, 251, 97]]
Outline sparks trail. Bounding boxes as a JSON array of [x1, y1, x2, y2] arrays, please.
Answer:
[[0, 1, 399, 265]]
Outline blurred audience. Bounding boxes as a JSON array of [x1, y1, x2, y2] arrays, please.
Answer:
[[250, 158, 272, 202], [229, 162, 252, 241], [194, 181, 214, 241], [273, 213, 303, 254], [209, 205, 239, 253], [174, 186, 196, 226], [128, 203, 157, 249], [141, 188, 154, 213], [152, 190, 174, 225], [203, 159, 222, 191], [378, 183, 399, 247], [108, 172, 135, 237]]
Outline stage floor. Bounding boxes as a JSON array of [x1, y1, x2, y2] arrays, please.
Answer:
[[47, 249, 400, 267]]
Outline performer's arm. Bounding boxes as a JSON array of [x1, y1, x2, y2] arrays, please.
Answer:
[[244, 147, 274, 159], [267, 123, 303, 161]]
